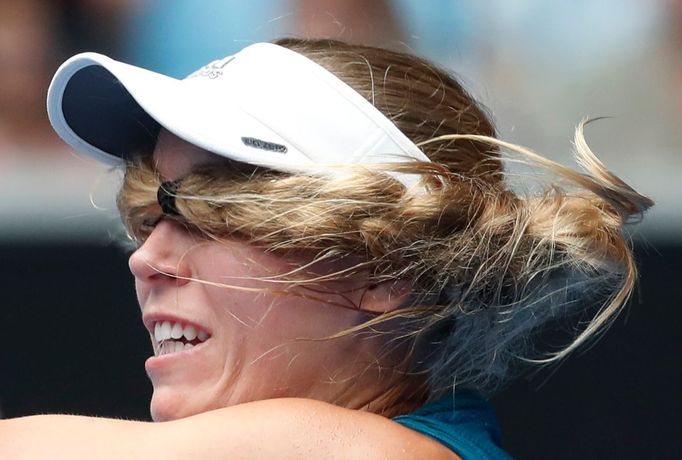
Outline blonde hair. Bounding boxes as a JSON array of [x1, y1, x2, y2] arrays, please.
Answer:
[[117, 38, 653, 402]]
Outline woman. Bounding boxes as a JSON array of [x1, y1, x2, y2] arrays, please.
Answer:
[[2, 38, 651, 459]]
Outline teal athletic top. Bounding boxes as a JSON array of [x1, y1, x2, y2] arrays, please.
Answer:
[[392, 391, 513, 459]]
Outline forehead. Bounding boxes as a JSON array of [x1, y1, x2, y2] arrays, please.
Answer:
[[152, 129, 222, 180]]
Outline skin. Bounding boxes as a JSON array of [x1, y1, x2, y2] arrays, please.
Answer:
[[1, 399, 458, 459], [0, 130, 459, 459]]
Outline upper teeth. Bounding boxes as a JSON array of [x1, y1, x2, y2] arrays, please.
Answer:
[[154, 320, 210, 343]]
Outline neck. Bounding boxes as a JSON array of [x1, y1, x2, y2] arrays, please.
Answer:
[[308, 363, 427, 418]]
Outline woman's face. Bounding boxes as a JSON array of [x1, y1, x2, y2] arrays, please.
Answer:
[[129, 131, 391, 422]]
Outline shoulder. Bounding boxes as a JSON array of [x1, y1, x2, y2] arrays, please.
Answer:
[[0, 399, 459, 459], [163, 397, 460, 459]]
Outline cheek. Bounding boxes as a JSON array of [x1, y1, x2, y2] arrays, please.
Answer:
[[247, 291, 365, 342], [206, 282, 361, 349]]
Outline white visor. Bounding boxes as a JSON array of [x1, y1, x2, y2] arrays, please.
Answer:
[[47, 42, 431, 189]]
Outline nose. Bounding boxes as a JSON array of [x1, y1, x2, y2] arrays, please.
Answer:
[[128, 219, 192, 286]]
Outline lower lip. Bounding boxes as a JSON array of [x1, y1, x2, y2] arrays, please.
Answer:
[[145, 339, 211, 373]]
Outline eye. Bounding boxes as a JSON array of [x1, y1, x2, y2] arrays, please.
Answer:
[[126, 215, 161, 246], [140, 216, 161, 233]]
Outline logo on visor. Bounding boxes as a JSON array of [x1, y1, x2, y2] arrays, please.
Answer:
[[241, 137, 288, 153], [186, 56, 235, 79]]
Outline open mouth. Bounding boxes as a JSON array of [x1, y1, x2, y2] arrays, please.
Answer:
[[152, 320, 211, 356]]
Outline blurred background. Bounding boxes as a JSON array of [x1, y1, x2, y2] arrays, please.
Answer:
[[0, 1, 679, 459]]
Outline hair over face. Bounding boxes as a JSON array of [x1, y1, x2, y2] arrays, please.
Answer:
[[117, 38, 653, 407]]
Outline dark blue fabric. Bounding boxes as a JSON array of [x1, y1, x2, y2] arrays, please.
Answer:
[[393, 391, 513, 459]]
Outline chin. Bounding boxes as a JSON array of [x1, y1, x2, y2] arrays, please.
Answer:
[[149, 388, 206, 422]]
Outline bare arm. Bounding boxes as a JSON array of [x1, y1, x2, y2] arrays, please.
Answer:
[[0, 398, 458, 460]]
